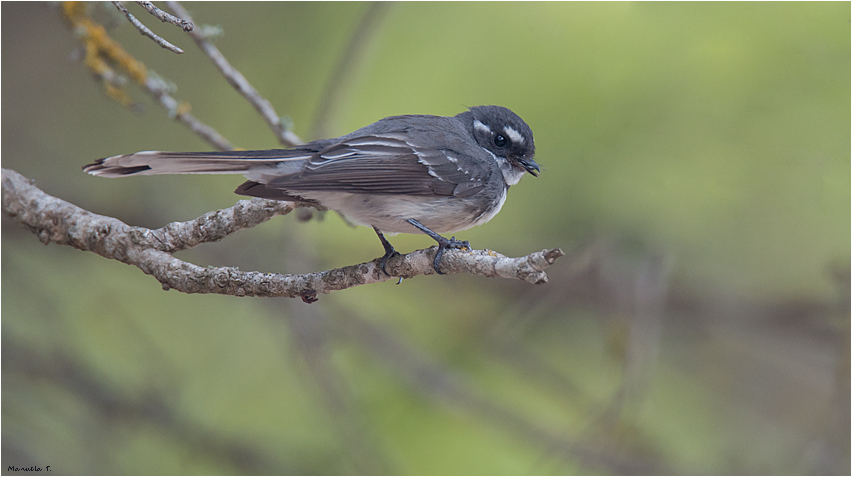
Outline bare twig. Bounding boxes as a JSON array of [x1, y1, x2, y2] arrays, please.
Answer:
[[111, 1, 185, 54], [2, 168, 562, 301], [135, 1, 194, 31], [165, 1, 304, 147]]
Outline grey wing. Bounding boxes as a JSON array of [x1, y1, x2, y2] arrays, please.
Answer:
[[246, 133, 492, 199]]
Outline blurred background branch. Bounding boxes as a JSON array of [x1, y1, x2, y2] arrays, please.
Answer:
[[309, 2, 393, 141]]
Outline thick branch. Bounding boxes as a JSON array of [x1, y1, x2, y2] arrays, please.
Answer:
[[2, 169, 562, 301]]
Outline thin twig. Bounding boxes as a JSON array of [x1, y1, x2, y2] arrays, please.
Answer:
[[135, 1, 194, 31], [111, 1, 184, 54], [143, 75, 235, 150], [2, 168, 562, 301], [165, 1, 304, 147]]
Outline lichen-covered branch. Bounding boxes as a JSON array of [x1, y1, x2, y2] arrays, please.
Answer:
[[60, 1, 235, 150], [2, 168, 563, 302]]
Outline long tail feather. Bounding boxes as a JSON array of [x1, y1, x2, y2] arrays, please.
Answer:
[[84, 150, 307, 178]]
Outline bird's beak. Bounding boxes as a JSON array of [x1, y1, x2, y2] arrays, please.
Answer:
[[518, 157, 540, 177]]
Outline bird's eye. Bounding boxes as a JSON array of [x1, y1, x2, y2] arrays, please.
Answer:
[[493, 135, 507, 147]]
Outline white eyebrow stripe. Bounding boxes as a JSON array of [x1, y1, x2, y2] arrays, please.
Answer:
[[474, 120, 491, 134], [503, 126, 525, 144]]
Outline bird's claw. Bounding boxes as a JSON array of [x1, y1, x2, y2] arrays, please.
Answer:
[[378, 248, 399, 276]]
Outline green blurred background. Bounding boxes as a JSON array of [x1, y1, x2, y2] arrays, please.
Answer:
[[2, 2, 849, 474]]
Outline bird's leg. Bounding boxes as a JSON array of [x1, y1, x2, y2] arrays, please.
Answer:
[[406, 219, 470, 275], [373, 227, 397, 276]]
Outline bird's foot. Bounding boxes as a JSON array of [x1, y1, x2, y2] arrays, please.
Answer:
[[404, 219, 471, 275], [431, 235, 471, 275]]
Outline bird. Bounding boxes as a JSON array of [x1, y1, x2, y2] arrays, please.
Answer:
[[84, 105, 540, 275]]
